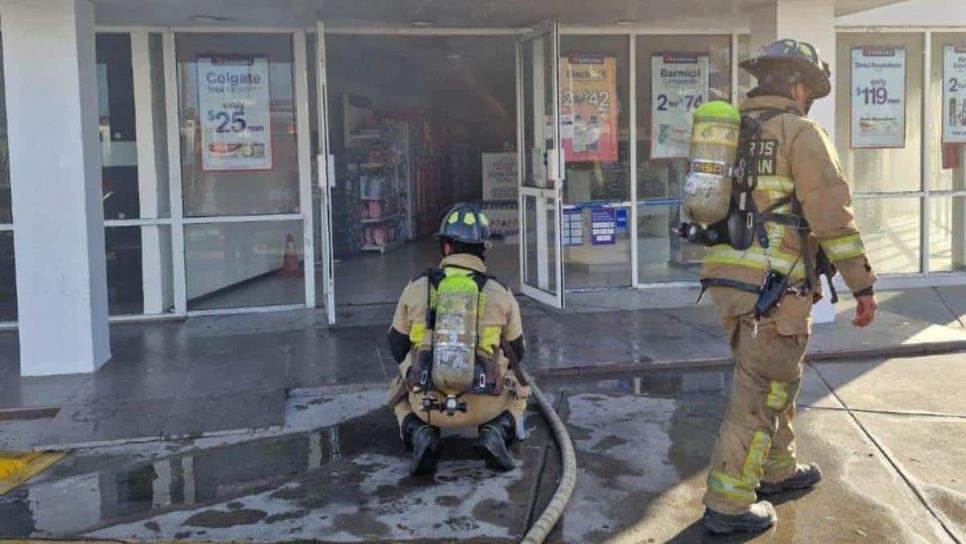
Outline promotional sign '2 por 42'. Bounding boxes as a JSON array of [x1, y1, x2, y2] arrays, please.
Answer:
[[850, 46, 906, 149], [943, 45, 966, 144], [198, 56, 273, 171], [559, 54, 619, 163]]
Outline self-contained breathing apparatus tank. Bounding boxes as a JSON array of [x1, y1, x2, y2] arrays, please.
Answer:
[[430, 270, 481, 397], [682, 101, 741, 227], [678, 100, 761, 250]]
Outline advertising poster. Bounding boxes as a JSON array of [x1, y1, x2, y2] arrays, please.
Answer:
[[650, 53, 710, 159], [563, 209, 583, 246], [943, 45, 966, 143], [198, 56, 273, 171], [559, 54, 618, 163], [850, 47, 906, 149], [481, 153, 518, 201], [591, 207, 617, 246]]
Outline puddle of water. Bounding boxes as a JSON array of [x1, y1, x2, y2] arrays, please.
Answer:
[[546, 368, 733, 399], [0, 409, 396, 538]]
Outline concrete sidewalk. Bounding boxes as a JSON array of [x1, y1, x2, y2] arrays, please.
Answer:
[[0, 286, 964, 449], [0, 352, 962, 542]]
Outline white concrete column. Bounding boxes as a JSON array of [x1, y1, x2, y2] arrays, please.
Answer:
[[749, 0, 837, 141], [750, 0, 838, 322], [1, 0, 111, 374]]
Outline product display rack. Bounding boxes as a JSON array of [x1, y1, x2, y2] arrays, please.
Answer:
[[337, 111, 413, 256]]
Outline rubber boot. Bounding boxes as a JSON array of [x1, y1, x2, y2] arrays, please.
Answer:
[[758, 463, 823, 495], [401, 414, 441, 476], [474, 412, 516, 471], [701, 501, 777, 535]]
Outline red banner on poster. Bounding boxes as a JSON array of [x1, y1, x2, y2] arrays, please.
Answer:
[[559, 54, 618, 163]]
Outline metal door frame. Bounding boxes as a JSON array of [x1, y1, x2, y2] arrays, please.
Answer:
[[517, 21, 565, 309]]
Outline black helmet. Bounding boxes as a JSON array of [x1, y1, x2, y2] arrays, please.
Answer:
[[434, 203, 492, 246], [740, 39, 832, 99]]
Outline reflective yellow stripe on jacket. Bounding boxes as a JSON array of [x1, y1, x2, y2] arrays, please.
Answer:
[[703, 175, 808, 279], [820, 233, 866, 262], [705, 246, 807, 279]]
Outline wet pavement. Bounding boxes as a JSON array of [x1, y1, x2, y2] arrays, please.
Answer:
[[0, 286, 965, 448], [1, 351, 963, 543]]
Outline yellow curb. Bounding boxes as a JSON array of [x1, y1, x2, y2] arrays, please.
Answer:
[[0, 450, 65, 495], [0, 541, 124, 543]]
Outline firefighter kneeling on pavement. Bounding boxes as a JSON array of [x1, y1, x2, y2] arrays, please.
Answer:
[[681, 40, 879, 534], [387, 203, 529, 476]]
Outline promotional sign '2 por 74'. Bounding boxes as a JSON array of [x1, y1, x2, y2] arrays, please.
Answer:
[[943, 45, 966, 144]]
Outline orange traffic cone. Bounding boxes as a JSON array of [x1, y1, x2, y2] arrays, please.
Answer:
[[278, 233, 301, 278]]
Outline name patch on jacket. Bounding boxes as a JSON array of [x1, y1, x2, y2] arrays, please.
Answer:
[[748, 139, 779, 176]]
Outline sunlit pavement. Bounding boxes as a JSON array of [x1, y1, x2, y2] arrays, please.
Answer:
[[0, 351, 962, 543]]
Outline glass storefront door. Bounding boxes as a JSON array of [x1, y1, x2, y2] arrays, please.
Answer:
[[314, 21, 336, 324], [173, 32, 315, 312], [518, 22, 565, 308]]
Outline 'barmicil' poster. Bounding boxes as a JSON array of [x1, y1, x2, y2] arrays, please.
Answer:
[[559, 54, 619, 163], [850, 46, 906, 149], [650, 52, 709, 159], [943, 45, 966, 143], [198, 56, 273, 171]]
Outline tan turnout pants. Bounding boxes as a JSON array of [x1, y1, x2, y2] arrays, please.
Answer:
[[388, 356, 529, 434], [702, 286, 811, 515]]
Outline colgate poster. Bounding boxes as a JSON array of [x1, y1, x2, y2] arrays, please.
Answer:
[[559, 54, 618, 163]]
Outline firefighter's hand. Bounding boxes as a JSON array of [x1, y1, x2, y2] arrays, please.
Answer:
[[852, 294, 878, 328]]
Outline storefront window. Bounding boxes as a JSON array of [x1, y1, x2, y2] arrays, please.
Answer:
[[927, 32, 966, 192], [929, 196, 966, 272], [738, 35, 752, 97], [185, 221, 304, 310], [855, 197, 921, 274], [176, 34, 300, 217], [175, 33, 307, 310], [635, 35, 731, 284], [0, 35, 14, 322], [97, 33, 140, 220], [0, 231, 15, 322], [835, 33, 924, 194], [0, 35, 10, 226], [149, 33, 171, 219], [560, 35, 631, 288], [105, 226, 143, 315]]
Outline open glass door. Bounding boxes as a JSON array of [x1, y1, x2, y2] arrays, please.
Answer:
[[316, 21, 336, 324], [517, 22, 565, 308]]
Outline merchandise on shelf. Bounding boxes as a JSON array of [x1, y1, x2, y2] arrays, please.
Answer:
[[337, 97, 415, 254]]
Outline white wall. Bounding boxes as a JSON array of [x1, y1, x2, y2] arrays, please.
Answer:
[[837, 0, 966, 26]]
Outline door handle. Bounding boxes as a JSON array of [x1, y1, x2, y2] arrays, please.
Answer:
[[317, 154, 337, 188]]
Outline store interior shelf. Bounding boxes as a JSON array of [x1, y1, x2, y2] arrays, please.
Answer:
[[360, 213, 400, 224]]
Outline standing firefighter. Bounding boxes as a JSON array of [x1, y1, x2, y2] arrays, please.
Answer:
[[387, 203, 529, 476], [681, 40, 879, 534]]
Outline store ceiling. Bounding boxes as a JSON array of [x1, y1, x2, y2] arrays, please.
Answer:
[[93, 0, 905, 29]]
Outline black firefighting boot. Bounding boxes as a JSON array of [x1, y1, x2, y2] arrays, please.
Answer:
[[474, 412, 517, 472], [701, 501, 777, 535], [401, 414, 441, 476], [758, 463, 823, 495]]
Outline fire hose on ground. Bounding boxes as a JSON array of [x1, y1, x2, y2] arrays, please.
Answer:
[[518, 366, 577, 544]]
